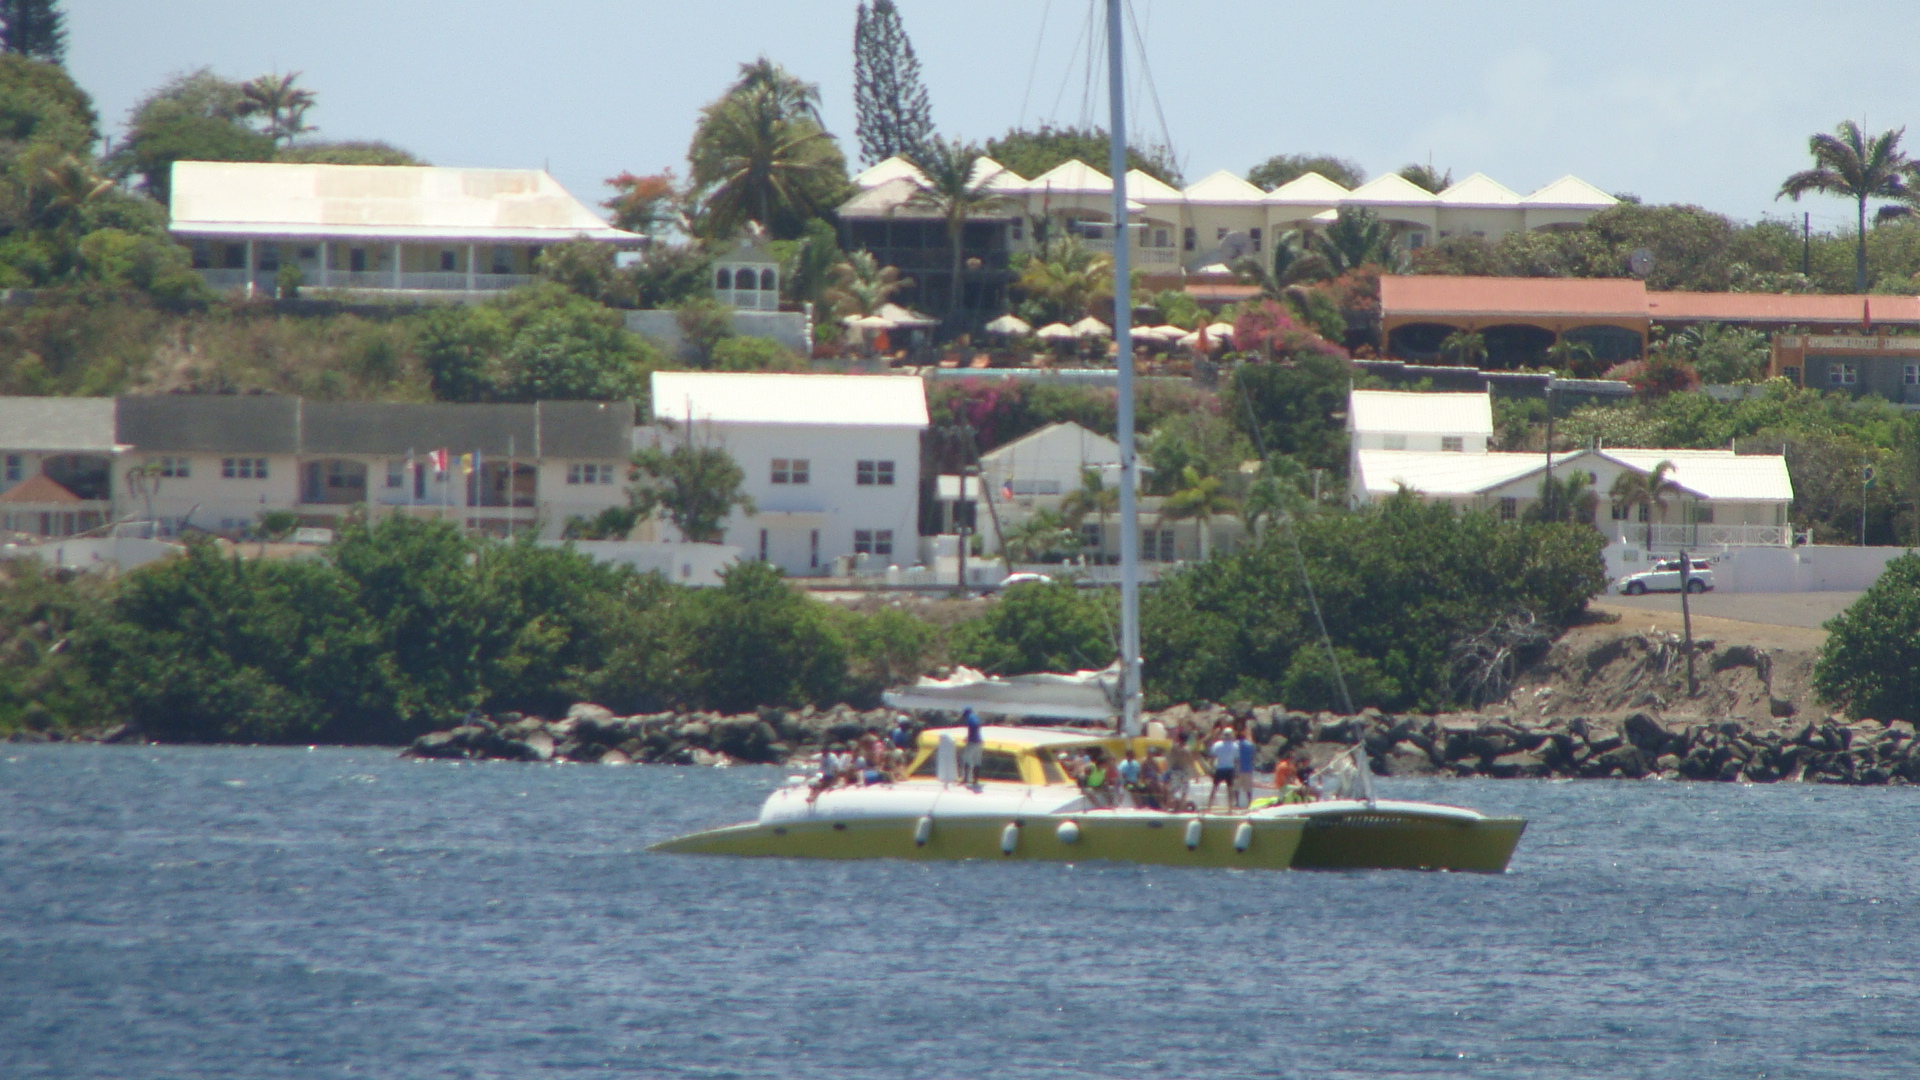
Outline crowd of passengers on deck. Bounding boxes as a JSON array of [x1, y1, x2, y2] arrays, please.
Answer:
[[806, 711, 1332, 812]]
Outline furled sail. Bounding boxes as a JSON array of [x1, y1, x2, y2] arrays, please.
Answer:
[[882, 664, 1121, 721]]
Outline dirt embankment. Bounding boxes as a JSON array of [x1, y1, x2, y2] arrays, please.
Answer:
[[1501, 603, 1829, 733]]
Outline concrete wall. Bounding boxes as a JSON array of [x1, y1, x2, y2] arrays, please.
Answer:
[[626, 309, 812, 362], [1606, 542, 1912, 594], [4, 536, 181, 572], [545, 540, 740, 587]]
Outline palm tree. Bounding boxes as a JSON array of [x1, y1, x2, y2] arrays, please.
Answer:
[[1013, 236, 1112, 323], [1159, 465, 1238, 561], [237, 72, 317, 147], [824, 249, 911, 318], [1608, 460, 1679, 552], [1234, 229, 1330, 295], [1440, 328, 1487, 366], [1778, 120, 1911, 292], [1239, 456, 1311, 537], [727, 57, 823, 124], [1543, 337, 1597, 377], [1002, 508, 1074, 564], [35, 155, 111, 233], [905, 138, 1017, 317], [688, 81, 847, 240], [1060, 467, 1119, 559], [1313, 207, 1400, 275], [1527, 470, 1598, 525]]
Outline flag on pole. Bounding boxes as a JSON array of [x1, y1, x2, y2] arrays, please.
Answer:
[[459, 452, 475, 477], [430, 449, 448, 477]]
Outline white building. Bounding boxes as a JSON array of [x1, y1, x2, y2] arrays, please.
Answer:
[[168, 161, 642, 298], [649, 372, 928, 575], [0, 398, 123, 537], [1347, 390, 1794, 549]]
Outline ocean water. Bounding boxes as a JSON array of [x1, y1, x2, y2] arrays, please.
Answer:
[[1, 745, 1916, 1079]]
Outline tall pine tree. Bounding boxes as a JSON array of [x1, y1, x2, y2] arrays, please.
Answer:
[[852, 0, 933, 165], [0, 0, 64, 66]]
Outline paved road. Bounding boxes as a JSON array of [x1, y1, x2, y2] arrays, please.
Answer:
[[1598, 591, 1861, 630]]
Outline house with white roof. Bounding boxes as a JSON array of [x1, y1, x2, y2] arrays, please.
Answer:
[[0, 398, 123, 538], [837, 157, 1617, 315], [168, 161, 642, 297], [1346, 389, 1794, 550], [648, 372, 928, 575]]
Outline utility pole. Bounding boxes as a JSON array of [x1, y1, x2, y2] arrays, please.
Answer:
[[1803, 212, 1811, 277], [1678, 549, 1698, 697], [1862, 463, 1875, 546], [955, 467, 973, 597], [1543, 376, 1556, 521]]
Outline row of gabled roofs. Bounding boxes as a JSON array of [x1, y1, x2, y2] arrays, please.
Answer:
[[1380, 275, 1920, 329], [849, 155, 1617, 214]]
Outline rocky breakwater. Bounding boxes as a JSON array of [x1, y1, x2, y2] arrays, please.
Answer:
[[1239, 707, 1919, 786], [402, 703, 901, 766]]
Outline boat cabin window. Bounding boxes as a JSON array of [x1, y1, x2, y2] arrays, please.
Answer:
[[908, 749, 1026, 782]]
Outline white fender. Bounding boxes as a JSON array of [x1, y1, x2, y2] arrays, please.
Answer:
[[913, 815, 932, 847], [1000, 822, 1020, 855], [1184, 818, 1203, 850], [1234, 821, 1253, 852], [1055, 820, 1081, 844]]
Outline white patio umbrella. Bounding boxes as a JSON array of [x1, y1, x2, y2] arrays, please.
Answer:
[[1070, 316, 1111, 337], [1036, 322, 1078, 341], [1176, 331, 1203, 349], [984, 313, 1032, 335], [1148, 324, 1188, 339], [846, 314, 894, 329], [1205, 321, 1237, 339]]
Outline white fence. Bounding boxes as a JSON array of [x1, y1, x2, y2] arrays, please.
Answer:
[[1611, 522, 1792, 549], [1606, 542, 1912, 593]]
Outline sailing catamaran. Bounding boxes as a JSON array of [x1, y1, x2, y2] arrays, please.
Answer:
[[652, 0, 1526, 873]]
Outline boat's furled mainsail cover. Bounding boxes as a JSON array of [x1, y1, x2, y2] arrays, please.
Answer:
[[882, 664, 1122, 720]]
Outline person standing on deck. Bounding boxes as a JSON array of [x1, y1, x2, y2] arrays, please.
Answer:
[[960, 707, 984, 786], [1207, 730, 1238, 811], [1234, 726, 1257, 809]]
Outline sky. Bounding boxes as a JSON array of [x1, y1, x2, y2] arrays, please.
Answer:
[[67, 0, 1920, 234]]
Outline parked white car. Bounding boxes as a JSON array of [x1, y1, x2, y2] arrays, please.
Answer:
[[1616, 557, 1713, 595]]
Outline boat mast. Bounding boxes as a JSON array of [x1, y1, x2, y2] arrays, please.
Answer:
[[1106, 0, 1142, 737]]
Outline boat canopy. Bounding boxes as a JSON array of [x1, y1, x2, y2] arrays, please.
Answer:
[[883, 664, 1121, 721]]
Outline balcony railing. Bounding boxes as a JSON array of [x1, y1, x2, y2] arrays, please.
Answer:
[[1612, 522, 1791, 548], [195, 269, 537, 293]]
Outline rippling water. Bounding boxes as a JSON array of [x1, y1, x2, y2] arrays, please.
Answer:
[[2, 745, 1917, 1078]]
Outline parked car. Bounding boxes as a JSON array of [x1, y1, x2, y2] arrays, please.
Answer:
[[991, 572, 1055, 592], [1616, 558, 1713, 595]]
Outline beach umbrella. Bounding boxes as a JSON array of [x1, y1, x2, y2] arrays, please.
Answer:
[[847, 314, 894, 329], [984, 313, 1032, 336], [876, 302, 939, 328], [1176, 331, 1202, 349], [1205, 321, 1237, 339], [1148, 324, 1187, 339], [1070, 316, 1111, 337], [1036, 323, 1078, 341]]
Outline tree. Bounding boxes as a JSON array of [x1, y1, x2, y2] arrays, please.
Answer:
[[983, 124, 1180, 187], [277, 140, 422, 166], [1012, 236, 1111, 324], [852, 0, 933, 165], [950, 578, 1113, 676], [1159, 465, 1238, 561], [628, 424, 755, 543], [496, 286, 660, 401], [0, 0, 64, 65], [905, 137, 1016, 315], [1246, 153, 1364, 192], [1060, 466, 1118, 553], [417, 304, 507, 402], [825, 248, 911, 318], [1397, 163, 1452, 194], [0, 52, 95, 157], [999, 507, 1076, 563], [602, 170, 683, 236], [236, 72, 316, 147], [1440, 328, 1487, 366], [1222, 351, 1353, 474], [1314, 207, 1399, 275], [688, 59, 849, 239], [1607, 460, 1679, 552], [1778, 120, 1911, 292], [1524, 470, 1598, 525], [1813, 553, 1920, 721], [111, 69, 274, 204], [673, 295, 735, 366], [666, 560, 847, 710]]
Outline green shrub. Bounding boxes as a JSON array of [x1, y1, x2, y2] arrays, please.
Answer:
[[1814, 553, 1920, 721], [950, 580, 1113, 676]]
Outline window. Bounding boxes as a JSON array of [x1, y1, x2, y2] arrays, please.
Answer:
[[1383, 434, 1407, 451], [349, 248, 366, 272], [1783, 365, 1802, 385], [1009, 479, 1062, 496], [1906, 363, 1919, 385], [1691, 504, 1715, 524], [1082, 522, 1102, 550], [1831, 362, 1858, 386], [853, 529, 894, 557], [716, 268, 732, 290], [1610, 501, 1630, 521], [439, 250, 457, 272], [298, 247, 316, 260], [222, 457, 268, 480], [856, 460, 896, 486], [771, 458, 809, 484], [3, 454, 19, 482], [1408, 232, 1427, 250], [1182, 227, 1196, 252], [809, 529, 820, 569], [1250, 227, 1263, 253], [1215, 226, 1228, 242], [1141, 528, 1176, 562], [759, 268, 777, 291], [1010, 218, 1024, 241], [151, 456, 190, 478], [1499, 497, 1517, 521], [1441, 436, 1465, 453], [1152, 227, 1170, 248], [759, 528, 769, 561], [567, 463, 616, 485]]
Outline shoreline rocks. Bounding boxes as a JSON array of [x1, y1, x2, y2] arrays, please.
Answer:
[[401, 701, 1920, 786]]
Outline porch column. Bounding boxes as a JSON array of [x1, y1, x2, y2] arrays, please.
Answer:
[[318, 240, 329, 288], [466, 243, 476, 292], [392, 242, 403, 289], [244, 238, 255, 298]]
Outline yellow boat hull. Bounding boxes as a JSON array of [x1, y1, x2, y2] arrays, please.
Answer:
[[650, 812, 1307, 870], [1288, 810, 1527, 873]]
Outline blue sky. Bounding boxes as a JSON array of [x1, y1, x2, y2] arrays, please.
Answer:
[[69, 0, 1920, 232]]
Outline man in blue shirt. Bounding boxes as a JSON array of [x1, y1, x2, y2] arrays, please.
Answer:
[[1235, 724, 1257, 809], [960, 707, 984, 786]]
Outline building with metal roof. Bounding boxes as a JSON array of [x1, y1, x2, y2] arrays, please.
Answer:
[[168, 161, 642, 299]]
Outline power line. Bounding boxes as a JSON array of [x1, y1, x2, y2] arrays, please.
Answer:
[[1016, 0, 1054, 129]]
